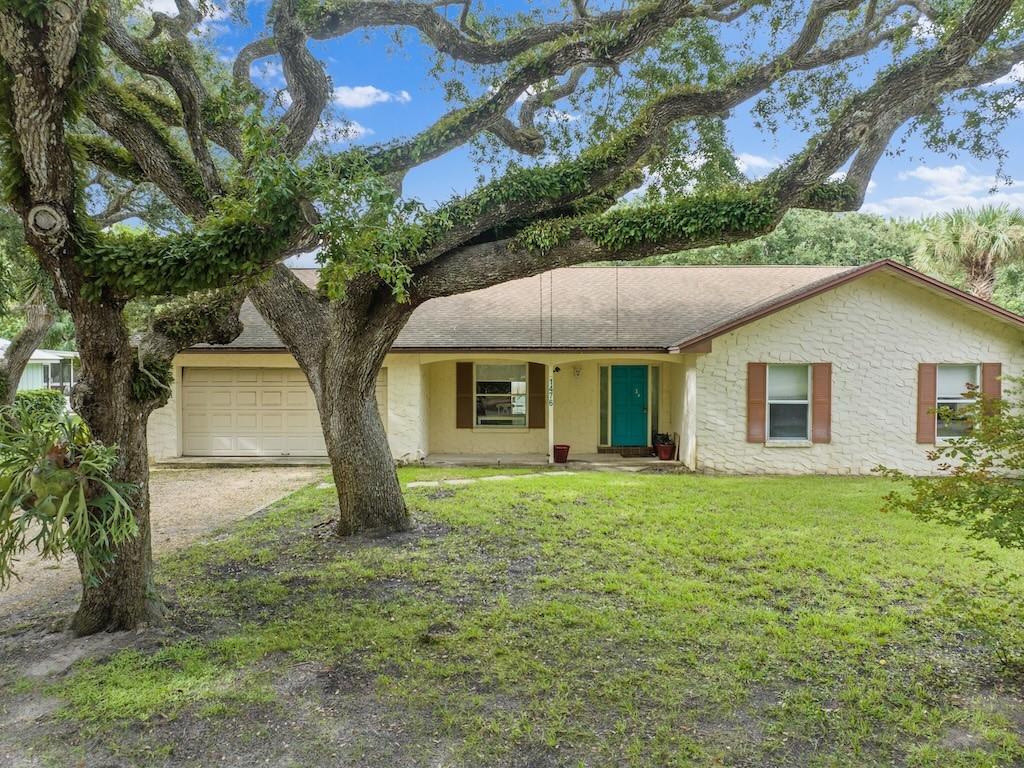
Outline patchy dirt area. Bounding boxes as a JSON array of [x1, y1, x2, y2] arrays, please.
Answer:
[[0, 466, 323, 622]]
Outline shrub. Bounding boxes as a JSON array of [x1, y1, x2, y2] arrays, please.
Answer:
[[878, 377, 1024, 549], [0, 403, 137, 588], [13, 388, 66, 423]]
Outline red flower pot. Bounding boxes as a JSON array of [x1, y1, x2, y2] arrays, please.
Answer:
[[655, 443, 675, 461], [553, 444, 571, 464]]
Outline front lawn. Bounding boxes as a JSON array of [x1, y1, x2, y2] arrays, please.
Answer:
[[15, 472, 1024, 766]]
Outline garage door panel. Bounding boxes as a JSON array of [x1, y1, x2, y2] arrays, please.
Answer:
[[182, 367, 385, 458], [206, 390, 234, 407], [284, 390, 311, 408], [235, 413, 258, 430], [261, 412, 284, 430], [236, 390, 258, 407]]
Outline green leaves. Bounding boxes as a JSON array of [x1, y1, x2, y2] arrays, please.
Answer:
[[0, 404, 138, 588], [881, 377, 1024, 550]]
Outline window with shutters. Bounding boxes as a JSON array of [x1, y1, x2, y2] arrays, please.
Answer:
[[936, 364, 979, 439], [475, 364, 528, 427], [766, 364, 811, 441]]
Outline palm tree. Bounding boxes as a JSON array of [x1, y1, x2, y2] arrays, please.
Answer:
[[913, 205, 1024, 301]]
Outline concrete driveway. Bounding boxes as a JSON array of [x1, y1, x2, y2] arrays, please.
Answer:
[[0, 466, 323, 622]]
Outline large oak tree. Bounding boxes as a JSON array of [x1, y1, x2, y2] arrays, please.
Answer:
[[0, 0, 1022, 634]]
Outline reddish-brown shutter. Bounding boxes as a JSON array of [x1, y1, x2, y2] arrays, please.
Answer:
[[746, 363, 767, 443], [916, 363, 937, 444], [981, 363, 1002, 400], [527, 362, 546, 429], [456, 362, 474, 429], [811, 363, 832, 444]]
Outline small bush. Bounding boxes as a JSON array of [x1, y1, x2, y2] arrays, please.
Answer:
[[14, 388, 66, 422], [879, 377, 1024, 549]]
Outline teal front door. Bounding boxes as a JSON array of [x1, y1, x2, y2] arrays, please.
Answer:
[[611, 365, 649, 446]]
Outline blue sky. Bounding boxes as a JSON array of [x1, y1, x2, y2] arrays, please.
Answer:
[[152, 0, 1024, 222]]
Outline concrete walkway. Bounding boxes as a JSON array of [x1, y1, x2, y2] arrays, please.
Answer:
[[406, 472, 579, 489]]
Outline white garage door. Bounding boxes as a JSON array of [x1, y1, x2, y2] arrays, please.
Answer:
[[181, 367, 388, 457]]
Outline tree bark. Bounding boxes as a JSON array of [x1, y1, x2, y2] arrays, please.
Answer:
[[67, 301, 160, 635], [318, 359, 408, 536], [250, 266, 412, 536], [0, 295, 54, 406], [965, 264, 997, 302]]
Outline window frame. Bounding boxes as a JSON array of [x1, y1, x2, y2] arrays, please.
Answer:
[[473, 363, 529, 429], [935, 363, 980, 440], [765, 363, 812, 443]]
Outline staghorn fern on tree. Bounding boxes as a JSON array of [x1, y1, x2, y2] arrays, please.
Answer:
[[0, 402, 137, 589]]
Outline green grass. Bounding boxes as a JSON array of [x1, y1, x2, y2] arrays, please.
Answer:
[[53, 472, 1024, 766], [397, 464, 556, 483]]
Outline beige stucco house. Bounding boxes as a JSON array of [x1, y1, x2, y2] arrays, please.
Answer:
[[148, 260, 1024, 474]]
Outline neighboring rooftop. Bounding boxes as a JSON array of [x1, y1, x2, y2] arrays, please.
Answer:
[[0, 338, 78, 363]]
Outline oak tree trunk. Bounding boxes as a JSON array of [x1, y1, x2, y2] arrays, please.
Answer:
[[68, 302, 160, 635], [250, 268, 413, 537], [318, 368, 409, 536]]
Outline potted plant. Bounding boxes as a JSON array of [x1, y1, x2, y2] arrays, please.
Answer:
[[653, 433, 675, 461]]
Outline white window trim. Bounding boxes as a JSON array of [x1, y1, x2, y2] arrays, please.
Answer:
[[765, 364, 812, 443], [473, 363, 528, 429], [935, 363, 980, 441]]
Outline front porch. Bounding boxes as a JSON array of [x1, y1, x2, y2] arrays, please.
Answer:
[[412, 352, 700, 468]]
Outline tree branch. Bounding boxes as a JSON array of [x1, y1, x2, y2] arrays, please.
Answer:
[[0, 290, 54, 406], [273, 0, 332, 158], [248, 264, 329, 374], [85, 80, 212, 218], [411, 0, 1018, 302], [103, 13, 226, 197]]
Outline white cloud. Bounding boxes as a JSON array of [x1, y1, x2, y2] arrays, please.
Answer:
[[862, 163, 1024, 218], [140, 0, 178, 13], [250, 60, 284, 86], [985, 61, 1024, 88], [332, 85, 412, 109], [736, 152, 779, 177], [912, 15, 938, 42], [898, 164, 997, 197], [314, 118, 373, 144]]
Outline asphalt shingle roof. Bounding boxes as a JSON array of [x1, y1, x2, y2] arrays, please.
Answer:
[[207, 265, 857, 352]]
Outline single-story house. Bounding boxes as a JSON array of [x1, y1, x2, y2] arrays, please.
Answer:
[[0, 338, 78, 394], [147, 259, 1024, 474]]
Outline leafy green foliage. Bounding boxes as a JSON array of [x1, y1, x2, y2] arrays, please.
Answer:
[[0, 207, 74, 350], [635, 208, 917, 267], [13, 388, 65, 423], [912, 204, 1024, 299], [77, 162, 306, 298], [880, 378, 1024, 550], [131, 356, 174, 403], [0, 403, 137, 588]]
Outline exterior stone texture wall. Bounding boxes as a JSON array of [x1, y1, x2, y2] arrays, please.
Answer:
[[147, 366, 179, 462], [695, 271, 1024, 475], [385, 356, 430, 462]]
